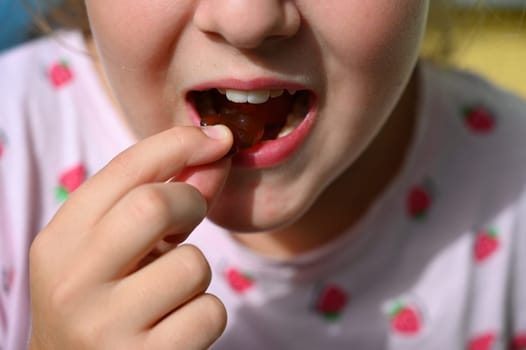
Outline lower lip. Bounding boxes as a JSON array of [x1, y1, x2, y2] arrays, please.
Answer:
[[232, 106, 316, 168], [187, 96, 317, 169]]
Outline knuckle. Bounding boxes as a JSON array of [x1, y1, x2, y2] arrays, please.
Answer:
[[200, 294, 228, 337], [176, 244, 212, 289], [175, 183, 208, 219], [169, 128, 188, 149], [128, 185, 172, 223], [109, 149, 139, 179]]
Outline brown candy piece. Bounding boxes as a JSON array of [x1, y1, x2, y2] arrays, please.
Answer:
[[200, 111, 266, 154]]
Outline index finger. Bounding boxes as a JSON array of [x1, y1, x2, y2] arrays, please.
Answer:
[[51, 125, 232, 229]]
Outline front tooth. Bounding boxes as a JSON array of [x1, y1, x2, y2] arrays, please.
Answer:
[[225, 89, 272, 104], [247, 90, 270, 104], [226, 89, 249, 103]]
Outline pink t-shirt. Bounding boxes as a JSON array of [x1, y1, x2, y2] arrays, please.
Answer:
[[1, 31, 525, 350]]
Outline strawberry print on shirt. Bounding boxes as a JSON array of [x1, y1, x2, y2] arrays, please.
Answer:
[[509, 332, 526, 349], [407, 178, 435, 221], [313, 284, 349, 321], [48, 59, 74, 89], [225, 267, 255, 294], [385, 300, 423, 336], [468, 331, 497, 350], [56, 163, 86, 202], [463, 105, 496, 134], [474, 226, 500, 263]]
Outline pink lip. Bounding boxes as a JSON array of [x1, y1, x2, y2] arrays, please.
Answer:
[[185, 79, 317, 168], [189, 78, 307, 92]]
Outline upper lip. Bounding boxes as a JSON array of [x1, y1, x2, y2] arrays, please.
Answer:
[[185, 77, 311, 94]]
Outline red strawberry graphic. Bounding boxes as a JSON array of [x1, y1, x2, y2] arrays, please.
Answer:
[[387, 302, 421, 335], [468, 332, 496, 350], [407, 180, 434, 220], [474, 226, 500, 262], [509, 332, 526, 349], [464, 106, 495, 134], [56, 163, 86, 201], [315, 285, 349, 321], [225, 267, 254, 293], [49, 59, 74, 88]]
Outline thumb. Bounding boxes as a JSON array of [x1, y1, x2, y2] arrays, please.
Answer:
[[176, 157, 232, 208]]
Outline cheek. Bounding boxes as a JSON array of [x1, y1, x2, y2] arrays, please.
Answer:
[[85, 1, 190, 69], [85, 1, 196, 136], [317, 1, 429, 71], [315, 1, 429, 142]]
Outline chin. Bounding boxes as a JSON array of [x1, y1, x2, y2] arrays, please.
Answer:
[[205, 190, 301, 233], [207, 181, 320, 234], [206, 204, 289, 234]]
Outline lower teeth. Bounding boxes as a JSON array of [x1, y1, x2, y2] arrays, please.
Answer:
[[277, 113, 304, 138]]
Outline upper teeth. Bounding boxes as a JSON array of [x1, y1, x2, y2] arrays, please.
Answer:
[[218, 88, 295, 104]]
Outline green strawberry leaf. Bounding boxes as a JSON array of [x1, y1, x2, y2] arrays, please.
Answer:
[[56, 186, 69, 202]]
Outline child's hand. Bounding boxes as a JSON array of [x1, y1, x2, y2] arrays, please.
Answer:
[[28, 125, 233, 350]]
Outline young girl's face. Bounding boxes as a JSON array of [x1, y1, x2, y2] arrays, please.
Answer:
[[85, 1, 430, 233]]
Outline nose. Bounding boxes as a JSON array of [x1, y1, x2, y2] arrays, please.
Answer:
[[193, 0, 301, 49]]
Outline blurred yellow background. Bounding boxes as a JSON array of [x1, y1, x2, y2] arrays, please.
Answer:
[[426, 9, 526, 97]]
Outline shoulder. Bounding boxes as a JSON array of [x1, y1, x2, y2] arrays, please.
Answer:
[[0, 30, 90, 135], [0, 31, 76, 81], [0, 30, 97, 147], [417, 62, 526, 240], [0, 30, 86, 99], [421, 61, 526, 167], [423, 61, 526, 133], [0, 31, 126, 257], [0, 31, 101, 224], [0, 31, 86, 172]]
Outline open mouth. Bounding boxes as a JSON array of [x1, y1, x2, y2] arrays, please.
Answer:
[[189, 88, 311, 154]]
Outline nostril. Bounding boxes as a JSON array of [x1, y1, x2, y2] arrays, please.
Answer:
[[193, 0, 301, 49]]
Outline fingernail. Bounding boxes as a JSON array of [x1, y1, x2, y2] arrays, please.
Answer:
[[202, 125, 229, 140]]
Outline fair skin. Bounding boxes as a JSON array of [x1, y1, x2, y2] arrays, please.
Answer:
[[30, 1, 429, 349]]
